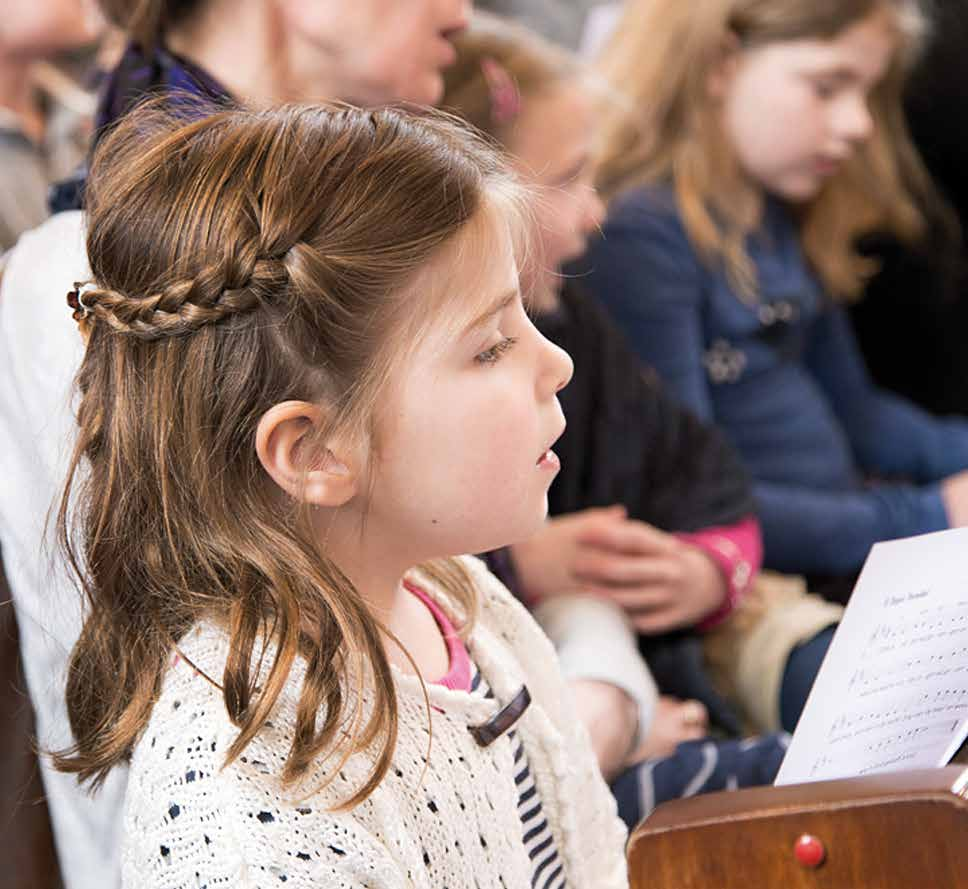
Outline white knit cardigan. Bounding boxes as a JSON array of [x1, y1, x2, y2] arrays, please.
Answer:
[[121, 555, 630, 888]]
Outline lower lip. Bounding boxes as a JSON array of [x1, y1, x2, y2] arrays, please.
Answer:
[[537, 449, 560, 471], [813, 158, 842, 177]]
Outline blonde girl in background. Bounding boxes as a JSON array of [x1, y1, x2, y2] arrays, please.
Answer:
[[581, 0, 968, 597], [442, 13, 842, 828], [54, 99, 626, 889]]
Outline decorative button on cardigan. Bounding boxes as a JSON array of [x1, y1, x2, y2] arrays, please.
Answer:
[[121, 555, 629, 889]]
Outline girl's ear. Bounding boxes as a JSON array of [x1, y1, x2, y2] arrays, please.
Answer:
[[707, 31, 742, 101], [255, 401, 359, 507]]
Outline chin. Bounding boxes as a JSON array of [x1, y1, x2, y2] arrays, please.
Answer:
[[478, 503, 550, 555], [514, 500, 551, 544], [773, 177, 824, 203], [406, 73, 444, 107]]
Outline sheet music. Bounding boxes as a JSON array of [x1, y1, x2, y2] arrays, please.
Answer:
[[775, 527, 968, 785]]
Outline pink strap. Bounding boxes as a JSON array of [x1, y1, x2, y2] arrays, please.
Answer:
[[675, 514, 762, 630], [402, 580, 472, 692]]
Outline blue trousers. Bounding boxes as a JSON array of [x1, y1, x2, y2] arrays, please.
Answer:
[[610, 624, 836, 829]]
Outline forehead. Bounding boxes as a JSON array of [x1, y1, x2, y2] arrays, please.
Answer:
[[509, 84, 596, 176], [754, 8, 898, 80], [400, 194, 524, 349]]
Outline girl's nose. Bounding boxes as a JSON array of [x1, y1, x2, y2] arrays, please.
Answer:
[[543, 337, 574, 397], [836, 94, 874, 145]]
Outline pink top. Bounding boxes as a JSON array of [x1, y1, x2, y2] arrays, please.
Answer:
[[403, 580, 472, 692], [675, 514, 762, 629]]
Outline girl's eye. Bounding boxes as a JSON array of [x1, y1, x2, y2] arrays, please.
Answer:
[[810, 79, 839, 100], [475, 336, 518, 365]]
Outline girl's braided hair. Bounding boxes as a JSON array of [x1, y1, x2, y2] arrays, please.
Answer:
[[55, 97, 524, 807]]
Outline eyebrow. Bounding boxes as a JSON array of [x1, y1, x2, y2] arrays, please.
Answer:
[[799, 63, 872, 85], [806, 66, 856, 80], [461, 289, 518, 337]]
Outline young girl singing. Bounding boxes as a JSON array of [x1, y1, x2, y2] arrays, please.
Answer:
[[441, 13, 843, 826], [2, 4, 471, 884], [54, 100, 627, 888], [582, 0, 968, 594]]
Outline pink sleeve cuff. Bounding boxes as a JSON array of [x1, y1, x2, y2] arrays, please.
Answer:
[[675, 515, 762, 630]]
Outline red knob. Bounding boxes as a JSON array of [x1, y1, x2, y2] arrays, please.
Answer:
[[794, 834, 826, 869]]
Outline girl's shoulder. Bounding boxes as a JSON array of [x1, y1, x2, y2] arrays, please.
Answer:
[[127, 622, 261, 791], [604, 181, 685, 229], [588, 182, 700, 273], [123, 622, 392, 885], [127, 620, 316, 802]]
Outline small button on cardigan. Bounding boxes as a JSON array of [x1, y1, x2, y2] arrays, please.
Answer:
[[121, 555, 629, 889]]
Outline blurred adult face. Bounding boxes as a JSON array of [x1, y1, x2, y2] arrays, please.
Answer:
[[0, 0, 103, 58], [281, 0, 471, 105]]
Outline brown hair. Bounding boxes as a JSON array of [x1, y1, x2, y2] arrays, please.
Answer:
[[54, 99, 523, 807], [441, 12, 580, 146], [596, 0, 950, 300], [97, 0, 201, 49]]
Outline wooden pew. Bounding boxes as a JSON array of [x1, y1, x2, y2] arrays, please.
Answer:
[[0, 554, 64, 889], [629, 766, 968, 888]]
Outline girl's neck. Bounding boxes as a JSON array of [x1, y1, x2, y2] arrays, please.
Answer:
[[314, 508, 454, 680], [165, 0, 344, 106], [722, 159, 768, 230], [0, 57, 43, 142], [315, 508, 417, 619]]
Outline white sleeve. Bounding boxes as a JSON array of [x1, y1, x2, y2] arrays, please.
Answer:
[[532, 594, 658, 742]]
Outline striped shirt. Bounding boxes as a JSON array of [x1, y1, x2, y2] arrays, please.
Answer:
[[407, 580, 568, 889], [471, 668, 567, 889]]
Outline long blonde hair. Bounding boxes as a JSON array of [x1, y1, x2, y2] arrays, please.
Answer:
[[54, 100, 523, 807], [596, 0, 946, 299]]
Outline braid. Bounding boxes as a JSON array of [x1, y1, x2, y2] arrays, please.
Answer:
[[72, 250, 289, 340]]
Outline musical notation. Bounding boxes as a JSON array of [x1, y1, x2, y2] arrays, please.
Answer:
[[776, 529, 968, 786]]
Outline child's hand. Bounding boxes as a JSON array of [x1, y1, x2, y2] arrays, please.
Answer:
[[511, 507, 728, 632], [569, 518, 728, 634]]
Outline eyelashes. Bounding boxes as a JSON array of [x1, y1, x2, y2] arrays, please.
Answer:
[[475, 336, 518, 366], [811, 79, 838, 99]]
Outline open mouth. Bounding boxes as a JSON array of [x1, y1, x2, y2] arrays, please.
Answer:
[[536, 424, 566, 469], [813, 156, 845, 176], [537, 449, 560, 471]]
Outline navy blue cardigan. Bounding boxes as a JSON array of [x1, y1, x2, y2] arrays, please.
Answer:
[[578, 185, 968, 577]]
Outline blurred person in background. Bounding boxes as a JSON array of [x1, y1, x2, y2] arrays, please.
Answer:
[[579, 0, 968, 601], [474, 0, 606, 49], [0, 0, 104, 250], [0, 2, 469, 887]]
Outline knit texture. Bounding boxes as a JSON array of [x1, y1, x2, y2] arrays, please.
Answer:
[[121, 556, 629, 888]]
